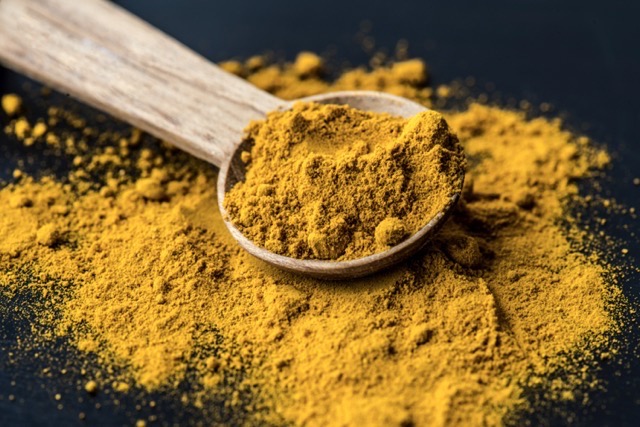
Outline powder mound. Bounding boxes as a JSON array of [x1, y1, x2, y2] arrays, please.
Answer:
[[0, 53, 626, 427], [223, 101, 466, 260]]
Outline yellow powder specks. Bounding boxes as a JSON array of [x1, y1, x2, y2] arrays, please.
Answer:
[[390, 58, 428, 84], [84, 380, 98, 395], [13, 117, 31, 139], [237, 54, 433, 103], [135, 177, 167, 201], [219, 60, 245, 76], [292, 51, 324, 77], [32, 121, 48, 138], [1, 93, 22, 116], [113, 381, 130, 393]]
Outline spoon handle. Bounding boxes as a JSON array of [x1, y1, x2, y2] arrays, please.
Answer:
[[0, 0, 284, 167]]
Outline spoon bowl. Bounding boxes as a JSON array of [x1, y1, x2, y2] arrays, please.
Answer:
[[218, 91, 464, 280]]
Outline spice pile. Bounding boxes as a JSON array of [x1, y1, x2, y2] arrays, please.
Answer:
[[224, 102, 465, 260], [0, 52, 628, 426]]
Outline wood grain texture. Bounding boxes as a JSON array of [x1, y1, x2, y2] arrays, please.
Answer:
[[0, 0, 284, 166]]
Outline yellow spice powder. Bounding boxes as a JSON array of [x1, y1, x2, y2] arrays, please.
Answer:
[[0, 53, 625, 426], [224, 102, 465, 260], [221, 53, 432, 103], [1, 93, 22, 116]]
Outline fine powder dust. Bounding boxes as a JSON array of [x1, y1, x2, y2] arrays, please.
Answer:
[[224, 102, 465, 260], [0, 52, 626, 426]]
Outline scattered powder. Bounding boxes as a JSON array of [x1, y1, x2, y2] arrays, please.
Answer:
[[224, 102, 465, 260], [1, 93, 22, 116], [84, 380, 99, 395], [0, 54, 628, 426], [221, 52, 432, 104]]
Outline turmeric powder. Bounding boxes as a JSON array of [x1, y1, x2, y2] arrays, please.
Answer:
[[1, 93, 21, 116], [221, 52, 433, 103], [0, 53, 629, 426], [224, 102, 465, 259]]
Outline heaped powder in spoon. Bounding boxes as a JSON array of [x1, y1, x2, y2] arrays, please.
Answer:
[[223, 101, 465, 260]]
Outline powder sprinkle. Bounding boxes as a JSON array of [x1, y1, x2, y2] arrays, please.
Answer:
[[0, 54, 629, 427]]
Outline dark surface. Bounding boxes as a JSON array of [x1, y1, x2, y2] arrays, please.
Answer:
[[1, 0, 640, 425]]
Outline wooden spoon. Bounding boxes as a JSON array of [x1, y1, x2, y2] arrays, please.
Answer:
[[0, 0, 463, 279]]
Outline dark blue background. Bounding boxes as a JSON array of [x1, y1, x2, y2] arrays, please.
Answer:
[[1, 0, 639, 425]]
